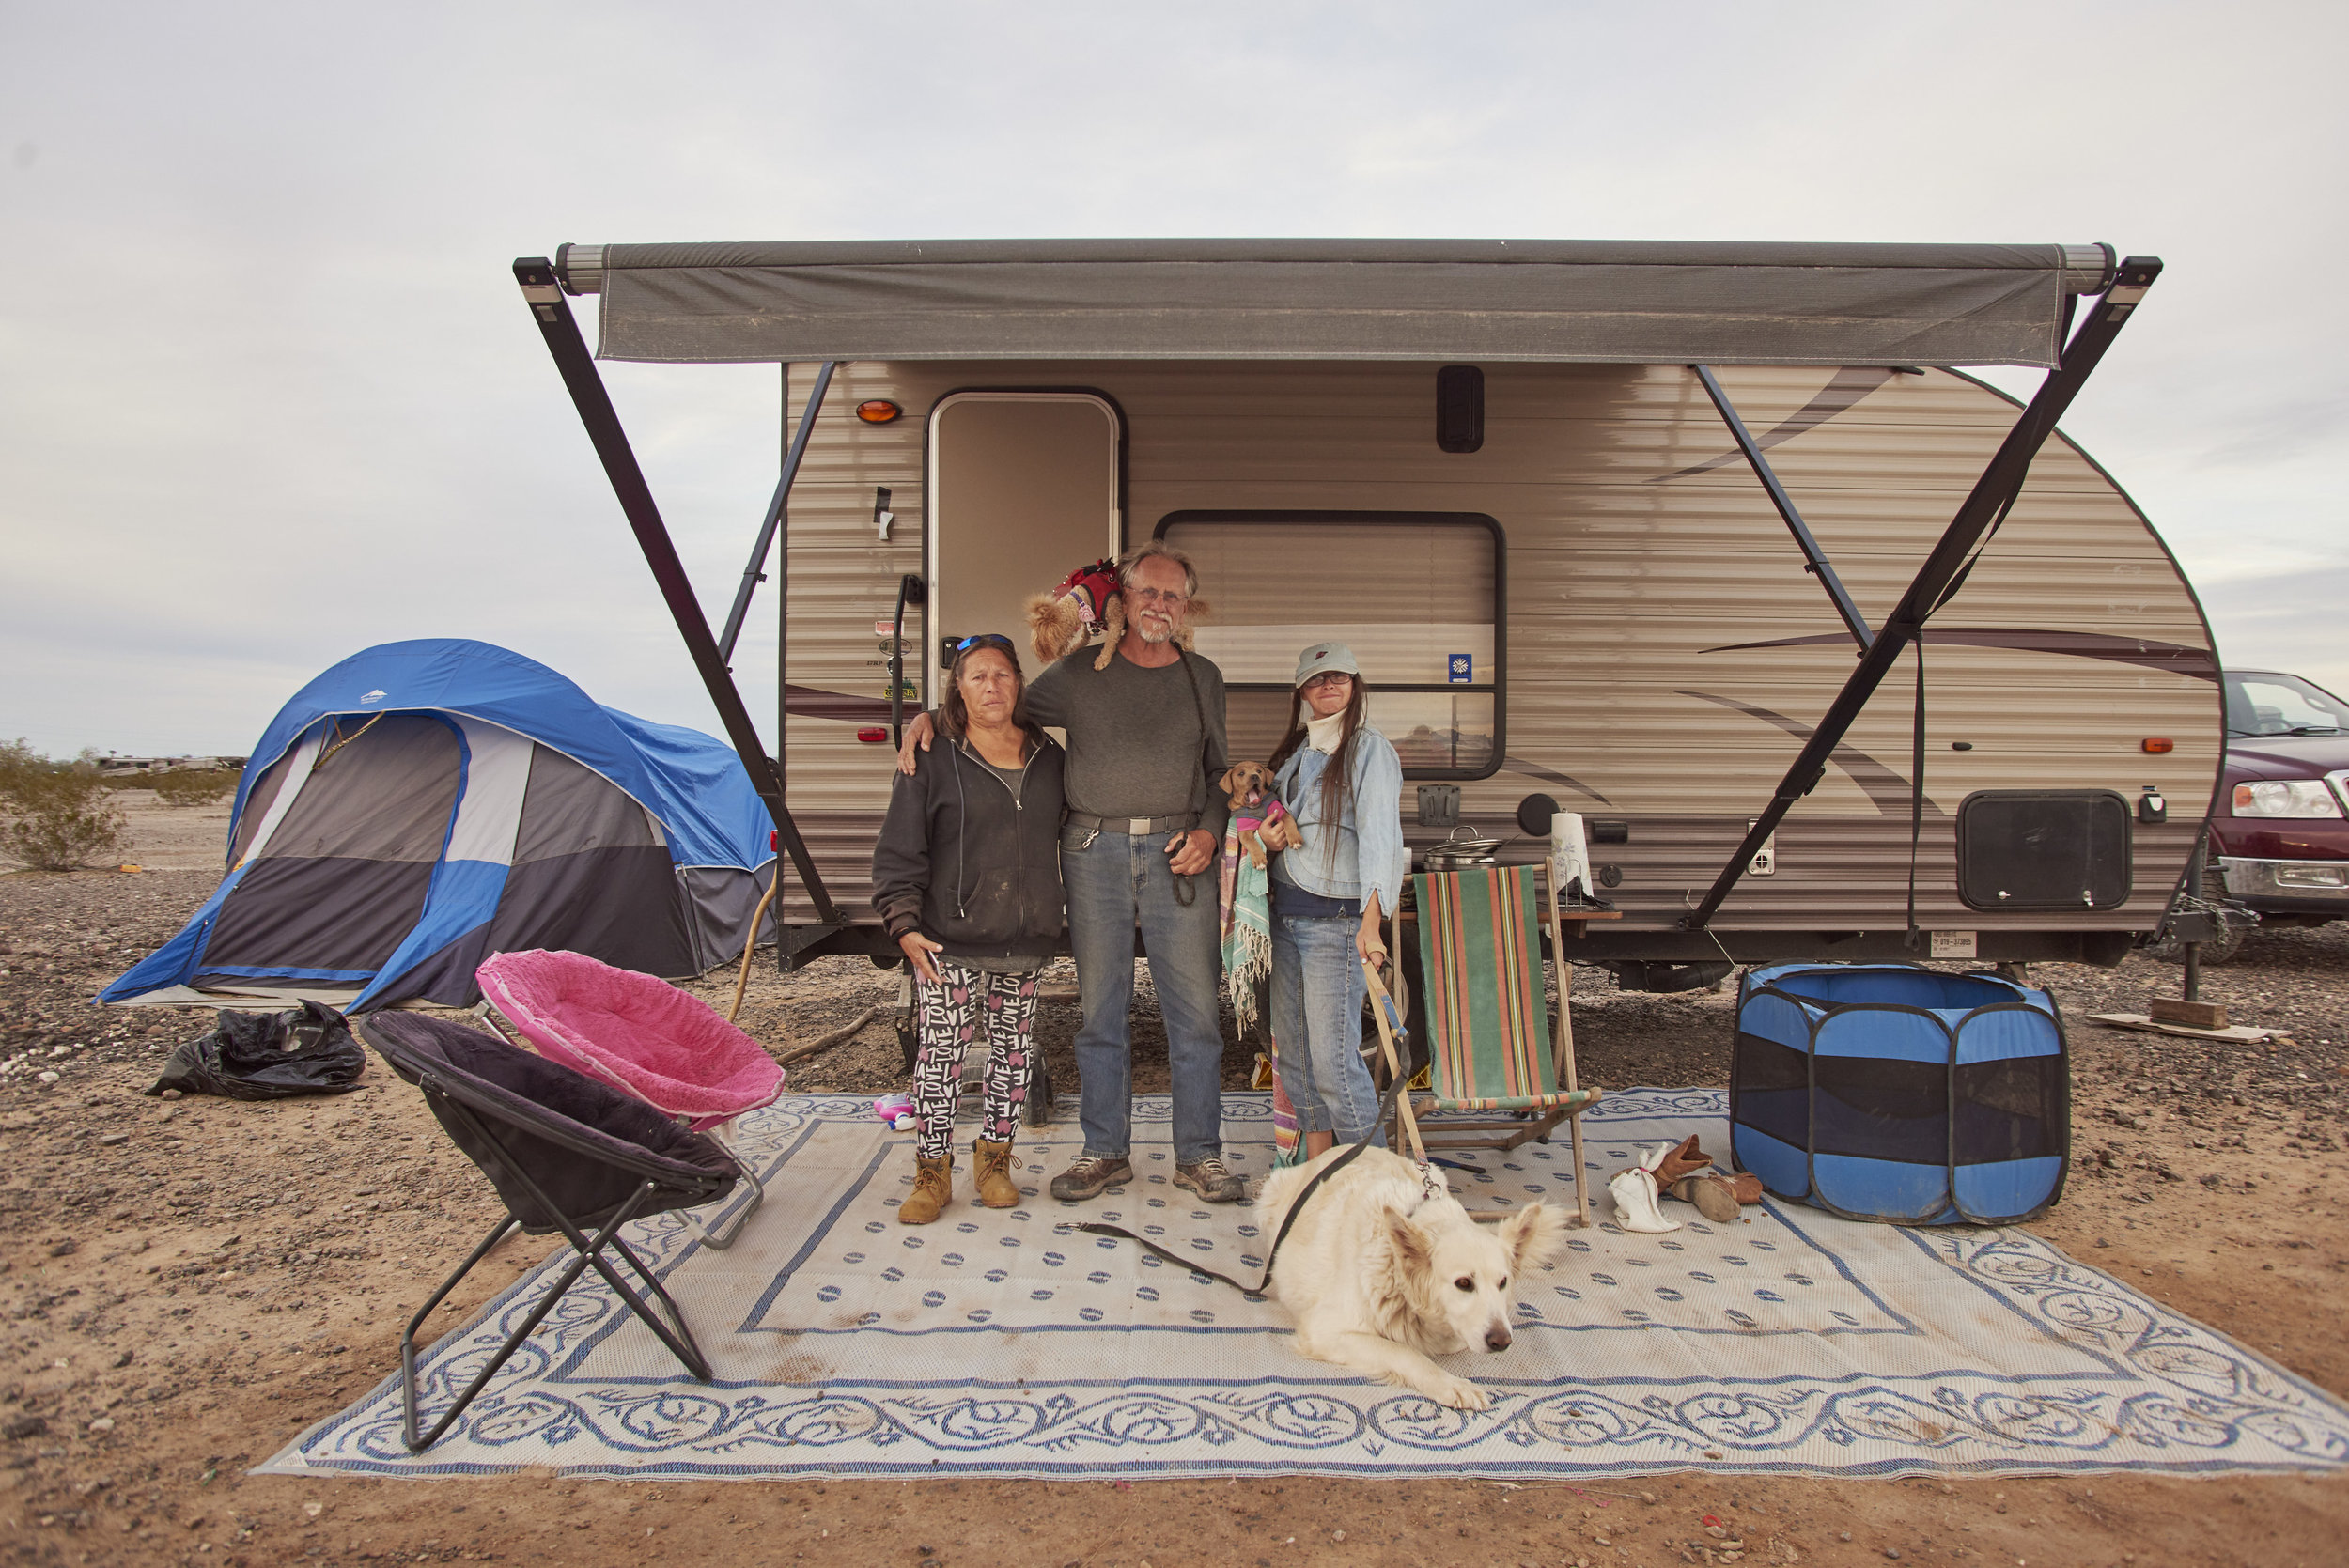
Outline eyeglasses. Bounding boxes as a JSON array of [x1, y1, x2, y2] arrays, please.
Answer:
[[954, 633, 1016, 655], [1300, 671, 1354, 690]]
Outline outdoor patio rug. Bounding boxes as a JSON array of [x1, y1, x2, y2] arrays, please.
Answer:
[[258, 1088, 2349, 1482]]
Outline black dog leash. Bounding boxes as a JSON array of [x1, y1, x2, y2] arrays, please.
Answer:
[[1061, 1069, 1416, 1298]]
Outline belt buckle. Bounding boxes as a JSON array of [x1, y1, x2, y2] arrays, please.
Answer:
[[1128, 817, 1153, 836]]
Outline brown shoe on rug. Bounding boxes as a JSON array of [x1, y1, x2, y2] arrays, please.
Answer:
[[1174, 1155, 1247, 1204], [1668, 1172, 1743, 1224], [899, 1154, 953, 1225], [972, 1138, 1022, 1209], [1651, 1134, 1714, 1188], [1049, 1153, 1132, 1202]]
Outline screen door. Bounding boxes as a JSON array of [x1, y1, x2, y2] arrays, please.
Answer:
[[926, 393, 1121, 696]]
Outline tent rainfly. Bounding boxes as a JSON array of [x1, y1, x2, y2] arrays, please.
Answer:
[[101, 640, 777, 1012]]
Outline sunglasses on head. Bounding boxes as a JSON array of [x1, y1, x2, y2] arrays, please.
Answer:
[[954, 633, 1016, 656]]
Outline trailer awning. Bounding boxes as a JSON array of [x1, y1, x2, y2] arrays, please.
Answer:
[[556, 239, 2116, 369]]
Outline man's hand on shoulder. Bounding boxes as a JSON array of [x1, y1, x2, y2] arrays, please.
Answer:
[[895, 711, 936, 775], [1166, 827, 1216, 877]]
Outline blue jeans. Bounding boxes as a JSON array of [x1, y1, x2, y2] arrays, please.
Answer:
[[1060, 823, 1227, 1164], [1270, 914, 1386, 1146]]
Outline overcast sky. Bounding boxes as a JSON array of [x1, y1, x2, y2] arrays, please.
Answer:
[[4, 1, 2342, 757]]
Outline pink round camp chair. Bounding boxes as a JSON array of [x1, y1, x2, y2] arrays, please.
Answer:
[[475, 949, 784, 1248]]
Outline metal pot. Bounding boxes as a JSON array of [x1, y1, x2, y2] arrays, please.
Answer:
[[1420, 825, 1505, 872]]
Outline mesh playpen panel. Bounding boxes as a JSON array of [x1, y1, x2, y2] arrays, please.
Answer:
[[1730, 963, 2068, 1225]]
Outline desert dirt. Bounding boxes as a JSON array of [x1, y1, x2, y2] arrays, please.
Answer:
[[0, 793, 2343, 1566]]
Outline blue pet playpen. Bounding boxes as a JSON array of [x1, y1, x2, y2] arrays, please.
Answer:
[[1731, 963, 2069, 1225]]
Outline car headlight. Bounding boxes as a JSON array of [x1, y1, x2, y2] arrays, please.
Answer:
[[2232, 780, 2344, 817]]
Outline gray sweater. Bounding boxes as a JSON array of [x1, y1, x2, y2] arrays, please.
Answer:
[[1026, 647, 1231, 837]]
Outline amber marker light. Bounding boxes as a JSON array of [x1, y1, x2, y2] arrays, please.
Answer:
[[856, 400, 903, 424], [2142, 738, 2174, 753]]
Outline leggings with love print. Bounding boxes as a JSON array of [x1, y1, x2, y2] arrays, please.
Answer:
[[910, 957, 1037, 1160]]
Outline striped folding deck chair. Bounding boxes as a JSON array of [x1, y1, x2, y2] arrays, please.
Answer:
[[1404, 862, 1601, 1221]]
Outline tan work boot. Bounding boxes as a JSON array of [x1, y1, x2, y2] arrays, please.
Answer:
[[899, 1154, 953, 1225], [972, 1137, 1022, 1209]]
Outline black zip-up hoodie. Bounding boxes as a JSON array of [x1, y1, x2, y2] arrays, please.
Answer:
[[871, 732, 1066, 959]]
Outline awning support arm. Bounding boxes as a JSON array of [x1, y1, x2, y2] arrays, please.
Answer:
[[511, 257, 842, 926], [718, 361, 835, 664], [1681, 256, 2163, 931], [1690, 365, 1874, 653]]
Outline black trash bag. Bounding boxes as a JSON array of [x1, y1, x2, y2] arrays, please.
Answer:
[[145, 1001, 366, 1100]]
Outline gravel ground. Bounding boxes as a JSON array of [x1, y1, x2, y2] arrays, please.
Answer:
[[0, 794, 2342, 1564]]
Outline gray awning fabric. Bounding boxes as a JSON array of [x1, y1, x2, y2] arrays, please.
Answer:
[[564, 239, 2112, 369]]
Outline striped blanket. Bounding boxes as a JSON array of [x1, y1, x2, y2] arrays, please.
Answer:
[[1218, 825, 1272, 1036]]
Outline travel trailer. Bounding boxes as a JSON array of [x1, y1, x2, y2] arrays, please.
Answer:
[[511, 241, 2212, 986]]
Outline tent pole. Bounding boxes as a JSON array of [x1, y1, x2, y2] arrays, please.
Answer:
[[1682, 256, 2163, 932], [718, 361, 835, 664], [1689, 365, 1874, 653], [511, 257, 842, 927]]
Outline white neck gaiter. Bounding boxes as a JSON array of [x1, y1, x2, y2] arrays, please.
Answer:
[[1306, 713, 1346, 754]]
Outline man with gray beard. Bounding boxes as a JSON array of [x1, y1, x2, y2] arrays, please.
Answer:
[[903, 540, 1240, 1203]]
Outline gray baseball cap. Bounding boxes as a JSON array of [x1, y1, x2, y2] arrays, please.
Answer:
[[1292, 642, 1361, 687]]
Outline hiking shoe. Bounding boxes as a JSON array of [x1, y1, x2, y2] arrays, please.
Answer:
[[1049, 1153, 1131, 1202], [1174, 1155, 1246, 1204], [899, 1154, 953, 1224], [972, 1137, 1022, 1209]]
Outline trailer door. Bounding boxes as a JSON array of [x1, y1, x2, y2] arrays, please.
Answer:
[[926, 393, 1121, 697]]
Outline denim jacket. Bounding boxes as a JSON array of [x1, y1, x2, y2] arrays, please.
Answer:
[[1269, 726, 1408, 915]]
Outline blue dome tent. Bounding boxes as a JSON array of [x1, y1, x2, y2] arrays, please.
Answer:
[[101, 640, 777, 1012]]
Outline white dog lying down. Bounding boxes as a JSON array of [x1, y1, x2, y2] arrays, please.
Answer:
[[1257, 1145, 1569, 1411]]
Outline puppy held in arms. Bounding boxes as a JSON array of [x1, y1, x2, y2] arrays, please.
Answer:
[[1258, 1145, 1567, 1410], [1219, 761, 1305, 869]]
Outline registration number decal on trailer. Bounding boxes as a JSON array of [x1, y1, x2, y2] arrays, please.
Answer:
[[1929, 931, 1979, 959]]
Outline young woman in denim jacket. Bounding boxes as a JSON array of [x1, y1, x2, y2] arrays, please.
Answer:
[[1266, 642, 1408, 1155]]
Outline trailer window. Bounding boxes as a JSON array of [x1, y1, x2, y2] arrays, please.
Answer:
[[1159, 512, 1501, 780]]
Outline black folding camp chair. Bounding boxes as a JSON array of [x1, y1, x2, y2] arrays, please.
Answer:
[[352, 1012, 738, 1452]]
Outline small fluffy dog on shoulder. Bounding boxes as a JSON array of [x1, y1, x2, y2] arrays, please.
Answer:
[[1258, 1145, 1567, 1410]]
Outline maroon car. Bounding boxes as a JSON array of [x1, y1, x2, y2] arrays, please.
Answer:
[[2213, 669, 2349, 925]]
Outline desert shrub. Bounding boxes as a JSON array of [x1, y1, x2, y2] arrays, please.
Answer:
[[150, 768, 241, 807], [0, 739, 130, 871]]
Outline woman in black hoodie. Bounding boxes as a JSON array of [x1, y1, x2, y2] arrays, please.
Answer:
[[871, 635, 1066, 1223]]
